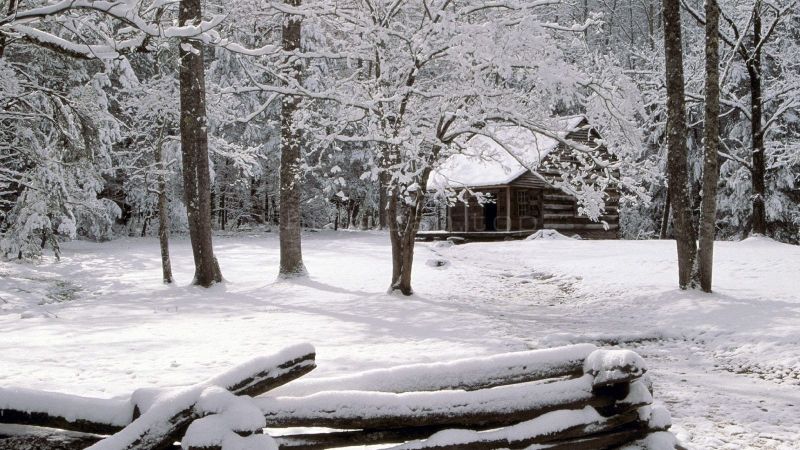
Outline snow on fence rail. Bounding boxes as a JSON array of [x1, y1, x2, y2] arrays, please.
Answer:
[[0, 343, 678, 450]]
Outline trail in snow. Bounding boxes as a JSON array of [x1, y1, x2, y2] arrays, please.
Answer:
[[426, 238, 800, 450]]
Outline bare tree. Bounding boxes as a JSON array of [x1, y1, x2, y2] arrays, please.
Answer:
[[663, 0, 697, 289], [178, 0, 222, 286], [278, 0, 307, 278], [694, 0, 720, 292]]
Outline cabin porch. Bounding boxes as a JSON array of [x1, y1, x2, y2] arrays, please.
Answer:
[[415, 230, 537, 242], [444, 186, 545, 233], [418, 183, 620, 241]]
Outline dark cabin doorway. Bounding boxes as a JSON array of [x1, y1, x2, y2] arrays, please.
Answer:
[[483, 199, 498, 231]]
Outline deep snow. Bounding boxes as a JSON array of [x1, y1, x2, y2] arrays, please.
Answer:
[[1, 231, 798, 449]]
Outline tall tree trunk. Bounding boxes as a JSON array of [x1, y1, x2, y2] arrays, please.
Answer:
[[694, 0, 720, 293], [156, 136, 174, 284], [390, 189, 429, 295], [386, 188, 406, 293], [749, 1, 767, 236], [646, 1, 656, 50], [347, 201, 360, 229], [378, 180, 387, 230], [140, 215, 149, 237], [334, 205, 340, 231], [250, 177, 260, 223], [659, 190, 671, 239], [603, 0, 619, 48], [278, 0, 307, 278], [178, 0, 222, 287], [387, 166, 434, 296], [263, 179, 270, 223], [663, 0, 697, 289], [220, 191, 226, 230], [582, 0, 589, 42]]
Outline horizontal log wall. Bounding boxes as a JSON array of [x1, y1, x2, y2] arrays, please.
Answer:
[[534, 122, 620, 239]]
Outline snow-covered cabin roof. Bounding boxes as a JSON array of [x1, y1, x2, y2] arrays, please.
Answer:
[[427, 116, 586, 190]]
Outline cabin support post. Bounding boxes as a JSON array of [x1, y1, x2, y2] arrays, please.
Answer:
[[464, 200, 469, 232], [506, 186, 512, 232], [537, 190, 545, 230]]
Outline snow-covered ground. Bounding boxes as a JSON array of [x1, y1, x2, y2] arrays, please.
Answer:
[[1, 231, 798, 449]]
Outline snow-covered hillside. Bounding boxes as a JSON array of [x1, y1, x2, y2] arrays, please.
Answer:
[[1, 231, 798, 449]]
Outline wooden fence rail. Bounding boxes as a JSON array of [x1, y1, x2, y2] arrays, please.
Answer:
[[0, 343, 678, 450]]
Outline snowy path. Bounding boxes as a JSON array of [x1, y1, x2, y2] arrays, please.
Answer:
[[1, 231, 799, 449]]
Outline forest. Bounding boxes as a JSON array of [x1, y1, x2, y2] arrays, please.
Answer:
[[1, 0, 797, 291], [0, 1, 799, 449]]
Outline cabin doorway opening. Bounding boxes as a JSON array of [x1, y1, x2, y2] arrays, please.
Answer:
[[483, 200, 498, 231]]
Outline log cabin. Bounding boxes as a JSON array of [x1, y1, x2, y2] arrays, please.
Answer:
[[423, 116, 620, 240]]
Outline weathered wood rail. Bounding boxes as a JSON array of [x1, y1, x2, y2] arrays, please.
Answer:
[[0, 343, 678, 450]]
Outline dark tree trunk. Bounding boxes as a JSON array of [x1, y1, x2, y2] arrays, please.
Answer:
[[156, 137, 174, 284], [582, 0, 589, 41], [659, 191, 671, 239], [377, 143, 404, 291], [347, 201, 360, 229], [220, 190, 226, 230], [748, 1, 767, 236], [264, 179, 270, 223], [278, 0, 307, 278], [388, 192, 427, 296], [210, 188, 215, 224], [378, 180, 387, 230], [178, 0, 222, 287], [397, 226, 418, 294], [0, 0, 18, 58], [387, 188, 406, 293], [140, 215, 149, 237], [250, 177, 261, 223], [663, 0, 697, 289], [386, 166, 434, 296], [693, 0, 720, 293], [646, 1, 656, 50]]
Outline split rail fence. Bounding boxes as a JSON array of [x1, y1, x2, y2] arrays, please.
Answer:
[[0, 343, 678, 449]]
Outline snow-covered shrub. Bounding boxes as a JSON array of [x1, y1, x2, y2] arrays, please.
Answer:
[[0, 57, 120, 258]]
